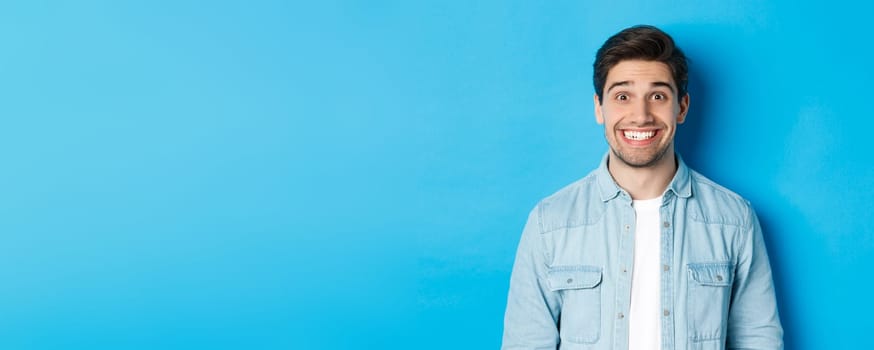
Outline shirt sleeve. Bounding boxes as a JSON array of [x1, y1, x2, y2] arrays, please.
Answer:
[[726, 206, 784, 349], [501, 206, 562, 350]]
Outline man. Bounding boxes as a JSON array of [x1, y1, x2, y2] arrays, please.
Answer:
[[502, 25, 783, 350]]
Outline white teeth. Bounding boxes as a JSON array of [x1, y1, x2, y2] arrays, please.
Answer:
[[623, 130, 655, 140]]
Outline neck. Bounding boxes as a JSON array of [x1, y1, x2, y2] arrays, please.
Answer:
[[607, 150, 677, 200]]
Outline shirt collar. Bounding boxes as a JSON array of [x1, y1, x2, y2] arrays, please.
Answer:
[[595, 151, 693, 202]]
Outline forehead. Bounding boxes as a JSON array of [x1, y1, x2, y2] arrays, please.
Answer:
[[605, 60, 675, 89]]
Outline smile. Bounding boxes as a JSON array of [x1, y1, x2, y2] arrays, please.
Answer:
[[623, 130, 656, 140]]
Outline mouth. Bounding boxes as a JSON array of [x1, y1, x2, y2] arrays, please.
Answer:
[[620, 129, 660, 145], [623, 130, 656, 140]]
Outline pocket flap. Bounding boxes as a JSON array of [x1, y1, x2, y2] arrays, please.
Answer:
[[688, 262, 734, 286], [547, 265, 602, 291]]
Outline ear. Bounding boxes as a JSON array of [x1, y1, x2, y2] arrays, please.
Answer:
[[594, 93, 604, 125], [676, 93, 690, 124]]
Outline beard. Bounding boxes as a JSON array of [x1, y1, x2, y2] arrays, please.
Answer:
[[609, 142, 672, 168]]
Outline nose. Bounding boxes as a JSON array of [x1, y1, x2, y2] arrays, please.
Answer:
[[629, 99, 654, 125]]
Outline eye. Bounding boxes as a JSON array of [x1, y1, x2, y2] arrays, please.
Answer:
[[651, 92, 668, 101], [616, 93, 629, 102]]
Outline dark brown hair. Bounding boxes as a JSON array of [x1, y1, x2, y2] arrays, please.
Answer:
[[593, 25, 688, 103]]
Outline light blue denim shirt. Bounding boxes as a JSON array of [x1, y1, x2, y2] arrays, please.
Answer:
[[502, 154, 783, 350]]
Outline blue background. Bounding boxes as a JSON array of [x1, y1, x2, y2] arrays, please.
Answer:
[[1, 1, 872, 349]]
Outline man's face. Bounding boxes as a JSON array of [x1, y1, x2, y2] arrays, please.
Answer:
[[594, 60, 689, 168]]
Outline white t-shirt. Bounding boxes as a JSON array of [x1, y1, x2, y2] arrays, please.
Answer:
[[629, 196, 662, 350]]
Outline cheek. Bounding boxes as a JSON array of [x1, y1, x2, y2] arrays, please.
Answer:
[[601, 106, 624, 122], [654, 105, 678, 121], [604, 104, 626, 114]]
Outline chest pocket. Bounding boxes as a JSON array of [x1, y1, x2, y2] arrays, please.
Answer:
[[687, 262, 734, 343], [547, 265, 602, 345]]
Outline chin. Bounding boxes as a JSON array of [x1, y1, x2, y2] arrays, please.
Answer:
[[612, 148, 670, 168]]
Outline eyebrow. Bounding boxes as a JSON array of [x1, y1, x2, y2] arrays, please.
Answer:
[[651, 81, 676, 93], [606, 80, 676, 94], [606, 81, 631, 94]]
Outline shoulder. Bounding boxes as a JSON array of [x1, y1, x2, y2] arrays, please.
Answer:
[[688, 170, 755, 227], [530, 170, 603, 233]]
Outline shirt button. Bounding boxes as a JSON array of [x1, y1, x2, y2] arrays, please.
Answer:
[[622, 267, 627, 273], [663, 221, 670, 228], [567, 278, 573, 284], [624, 224, 630, 231], [618, 312, 624, 319], [663, 265, 670, 271], [716, 275, 723, 281], [663, 309, 670, 316]]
